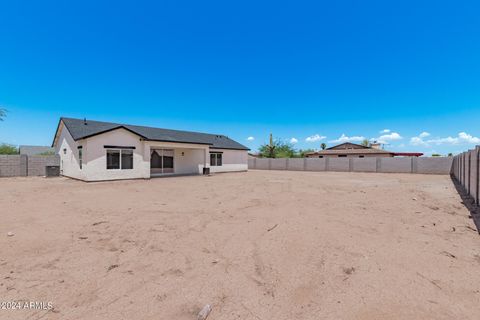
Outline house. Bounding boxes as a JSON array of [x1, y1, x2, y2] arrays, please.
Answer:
[[19, 145, 55, 156], [52, 117, 249, 181], [305, 142, 423, 158]]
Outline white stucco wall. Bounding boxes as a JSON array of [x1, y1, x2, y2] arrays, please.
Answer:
[[55, 124, 248, 181], [209, 149, 248, 173], [55, 123, 85, 180], [83, 128, 148, 181], [174, 148, 206, 174]]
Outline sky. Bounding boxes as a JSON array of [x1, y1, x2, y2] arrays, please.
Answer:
[[1, 0, 479, 155]]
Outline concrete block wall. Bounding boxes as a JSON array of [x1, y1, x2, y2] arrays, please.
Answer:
[[249, 156, 454, 175], [380, 157, 412, 173], [287, 158, 305, 171], [27, 155, 60, 176], [450, 146, 480, 206], [0, 155, 27, 177], [305, 158, 326, 171], [0, 155, 59, 177], [351, 158, 377, 172], [328, 158, 350, 172]]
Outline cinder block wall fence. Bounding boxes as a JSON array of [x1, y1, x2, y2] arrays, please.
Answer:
[[452, 146, 480, 206], [0, 155, 59, 177], [248, 156, 453, 175]]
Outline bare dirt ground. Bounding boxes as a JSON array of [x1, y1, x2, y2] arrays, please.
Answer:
[[1, 171, 480, 320]]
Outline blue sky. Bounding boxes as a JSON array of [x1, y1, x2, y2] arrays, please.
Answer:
[[1, 0, 479, 155]]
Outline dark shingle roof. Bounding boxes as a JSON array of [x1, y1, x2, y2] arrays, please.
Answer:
[[57, 117, 249, 150]]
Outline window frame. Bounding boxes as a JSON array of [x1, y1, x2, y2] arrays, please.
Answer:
[[106, 149, 133, 170], [210, 152, 223, 166]]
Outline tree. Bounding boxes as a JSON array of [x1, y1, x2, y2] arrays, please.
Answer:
[[320, 143, 327, 150], [431, 153, 442, 157], [361, 139, 370, 147], [0, 108, 6, 121], [447, 153, 453, 157], [0, 143, 18, 155], [258, 134, 296, 158]]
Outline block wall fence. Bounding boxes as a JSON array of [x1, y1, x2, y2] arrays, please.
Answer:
[[0, 155, 60, 177], [452, 146, 480, 206], [248, 156, 453, 175]]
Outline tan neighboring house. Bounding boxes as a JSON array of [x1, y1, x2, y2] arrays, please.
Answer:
[[305, 142, 423, 158]]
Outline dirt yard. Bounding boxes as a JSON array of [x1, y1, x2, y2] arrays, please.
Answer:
[[1, 171, 479, 320]]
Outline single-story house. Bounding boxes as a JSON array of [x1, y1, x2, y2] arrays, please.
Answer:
[[19, 145, 55, 156], [52, 117, 249, 181], [305, 142, 423, 158]]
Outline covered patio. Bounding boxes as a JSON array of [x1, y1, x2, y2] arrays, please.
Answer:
[[144, 141, 210, 177]]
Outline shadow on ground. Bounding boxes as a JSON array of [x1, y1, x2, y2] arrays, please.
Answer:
[[451, 175, 480, 234]]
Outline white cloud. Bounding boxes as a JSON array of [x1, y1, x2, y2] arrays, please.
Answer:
[[305, 134, 326, 142], [410, 131, 480, 147], [329, 134, 365, 143], [246, 136, 255, 141], [289, 137, 298, 144], [380, 129, 391, 134], [410, 136, 428, 146], [375, 132, 402, 144], [428, 132, 480, 145]]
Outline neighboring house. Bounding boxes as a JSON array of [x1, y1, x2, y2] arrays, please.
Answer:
[[305, 142, 423, 158], [19, 145, 54, 156], [52, 117, 249, 181]]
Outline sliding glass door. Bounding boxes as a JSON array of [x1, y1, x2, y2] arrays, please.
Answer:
[[150, 149, 174, 174]]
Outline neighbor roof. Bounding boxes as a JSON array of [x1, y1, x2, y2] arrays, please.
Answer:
[[326, 142, 370, 150], [307, 149, 394, 156], [53, 117, 249, 150]]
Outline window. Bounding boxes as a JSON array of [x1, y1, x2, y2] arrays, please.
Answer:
[[106, 149, 133, 170], [107, 150, 120, 169], [210, 152, 222, 166], [318, 156, 323, 158], [359, 155, 365, 158], [121, 150, 133, 169], [338, 155, 347, 157], [78, 147, 83, 169]]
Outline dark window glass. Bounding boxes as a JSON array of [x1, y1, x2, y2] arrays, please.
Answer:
[[121, 150, 133, 169], [151, 150, 161, 168], [210, 153, 222, 166], [359, 155, 365, 158], [338, 155, 347, 157], [79, 149, 83, 169], [163, 156, 174, 169], [319, 156, 323, 158], [107, 150, 120, 169]]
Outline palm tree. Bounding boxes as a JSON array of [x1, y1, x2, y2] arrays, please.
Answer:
[[0, 108, 6, 121], [320, 143, 327, 150]]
